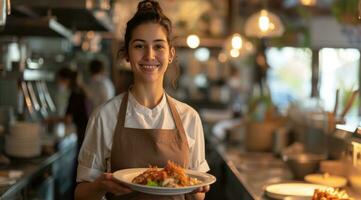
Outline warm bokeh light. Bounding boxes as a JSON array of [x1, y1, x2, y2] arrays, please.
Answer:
[[231, 33, 243, 50], [259, 10, 271, 32], [230, 49, 240, 58], [186, 34, 200, 49], [299, 0, 316, 6]]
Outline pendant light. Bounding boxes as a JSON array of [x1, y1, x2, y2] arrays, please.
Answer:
[[245, 6, 284, 38]]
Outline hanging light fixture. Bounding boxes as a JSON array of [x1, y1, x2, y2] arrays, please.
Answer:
[[221, 33, 254, 60], [299, 0, 317, 6], [245, 9, 285, 38]]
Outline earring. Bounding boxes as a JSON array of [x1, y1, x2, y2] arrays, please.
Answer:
[[169, 59, 172, 63]]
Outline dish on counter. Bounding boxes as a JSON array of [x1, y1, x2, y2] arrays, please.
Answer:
[[305, 173, 347, 188], [312, 188, 353, 200], [265, 182, 329, 199], [112, 161, 216, 195]]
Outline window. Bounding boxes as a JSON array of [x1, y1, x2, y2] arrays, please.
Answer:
[[319, 48, 360, 116], [266, 47, 312, 110]]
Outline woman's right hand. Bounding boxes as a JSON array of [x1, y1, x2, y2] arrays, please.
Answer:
[[94, 173, 132, 196]]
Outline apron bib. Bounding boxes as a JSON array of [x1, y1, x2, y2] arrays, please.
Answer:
[[106, 92, 190, 200]]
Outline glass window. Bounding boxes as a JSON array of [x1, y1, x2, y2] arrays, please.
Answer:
[[266, 47, 312, 110], [319, 48, 360, 116]]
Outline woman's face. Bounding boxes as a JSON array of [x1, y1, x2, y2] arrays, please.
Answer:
[[127, 23, 175, 85]]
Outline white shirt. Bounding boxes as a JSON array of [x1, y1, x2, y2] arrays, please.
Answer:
[[77, 92, 210, 182], [88, 75, 115, 111]]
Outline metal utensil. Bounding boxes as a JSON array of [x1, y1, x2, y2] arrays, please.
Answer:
[[40, 81, 56, 112], [35, 81, 49, 117], [20, 81, 37, 120], [27, 82, 40, 111]]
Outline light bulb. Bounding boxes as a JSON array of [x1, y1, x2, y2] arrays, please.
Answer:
[[259, 10, 270, 32], [186, 34, 200, 49], [231, 33, 243, 50]]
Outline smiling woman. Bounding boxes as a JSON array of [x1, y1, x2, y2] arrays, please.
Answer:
[[74, 1, 211, 200]]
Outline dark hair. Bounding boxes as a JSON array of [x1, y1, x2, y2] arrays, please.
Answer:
[[121, 0, 173, 57], [89, 59, 104, 75], [119, 0, 179, 88], [56, 67, 78, 90]]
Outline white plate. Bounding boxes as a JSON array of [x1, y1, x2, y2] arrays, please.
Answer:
[[113, 168, 216, 196], [265, 182, 329, 199]]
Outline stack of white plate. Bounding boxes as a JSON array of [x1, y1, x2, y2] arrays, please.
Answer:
[[5, 122, 41, 158]]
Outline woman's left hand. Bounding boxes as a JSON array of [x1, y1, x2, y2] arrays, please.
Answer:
[[191, 185, 210, 193]]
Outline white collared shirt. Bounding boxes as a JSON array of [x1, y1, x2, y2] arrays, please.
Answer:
[[77, 92, 210, 182]]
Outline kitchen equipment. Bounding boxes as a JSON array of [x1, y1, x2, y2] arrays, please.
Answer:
[[40, 81, 56, 113], [5, 122, 41, 158], [245, 119, 284, 152], [27, 82, 40, 112], [272, 126, 290, 156], [282, 153, 327, 179], [35, 81, 49, 117], [20, 81, 36, 119]]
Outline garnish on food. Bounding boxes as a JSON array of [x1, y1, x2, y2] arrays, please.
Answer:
[[132, 161, 202, 188]]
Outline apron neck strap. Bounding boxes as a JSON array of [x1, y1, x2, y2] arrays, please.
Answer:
[[117, 92, 129, 128], [166, 94, 186, 135]]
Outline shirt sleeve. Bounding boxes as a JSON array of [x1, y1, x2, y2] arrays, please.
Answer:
[[188, 112, 210, 173], [76, 112, 107, 182]]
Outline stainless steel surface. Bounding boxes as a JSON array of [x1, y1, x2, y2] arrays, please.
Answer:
[[217, 145, 293, 199]]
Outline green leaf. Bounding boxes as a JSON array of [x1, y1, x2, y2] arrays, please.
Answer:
[[146, 180, 160, 187]]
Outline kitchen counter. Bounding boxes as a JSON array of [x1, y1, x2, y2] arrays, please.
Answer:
[[0, 133, 77, 199], [216, 142, 361, 200]]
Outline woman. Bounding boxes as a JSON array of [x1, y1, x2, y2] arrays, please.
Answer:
[[75, 1, 210, 200]]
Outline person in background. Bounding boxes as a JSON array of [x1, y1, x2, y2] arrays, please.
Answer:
[[54, 67, 89, 152], [88, 59, 115, 112], [75, 1, 210, 200]]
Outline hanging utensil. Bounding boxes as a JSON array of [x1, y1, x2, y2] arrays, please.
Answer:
[[35, 81, 49, 117], [20, 81, 36, 120], [27, 82, 40, 111], [40, 81, 56, 112]]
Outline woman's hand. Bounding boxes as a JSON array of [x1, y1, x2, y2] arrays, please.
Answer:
[[94, 173, 132, 196], [191, 185, 210, 193]]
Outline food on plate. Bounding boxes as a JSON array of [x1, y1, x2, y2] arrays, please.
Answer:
[[305, 173, 347, 188], [132, 161, 202, 187], [312, 188, 353, 200]]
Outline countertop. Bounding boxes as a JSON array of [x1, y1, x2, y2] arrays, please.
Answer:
[[0, 133, 77, 199], [216, 142, 361, 200]]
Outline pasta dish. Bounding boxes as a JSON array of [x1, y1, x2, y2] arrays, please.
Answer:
[[312, 188, 353, 200], [132, 161, 201, 187]]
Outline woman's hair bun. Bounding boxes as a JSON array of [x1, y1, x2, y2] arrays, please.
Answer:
[[137, 0, 162, 14]]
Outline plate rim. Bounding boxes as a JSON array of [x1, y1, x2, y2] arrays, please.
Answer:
[[265, 182, 329, 200]]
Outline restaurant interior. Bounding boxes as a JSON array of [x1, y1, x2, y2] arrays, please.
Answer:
[[0, 0, 361, 199]]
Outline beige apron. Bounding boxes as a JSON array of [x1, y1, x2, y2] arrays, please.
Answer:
[[106, 92, 190, 200]]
